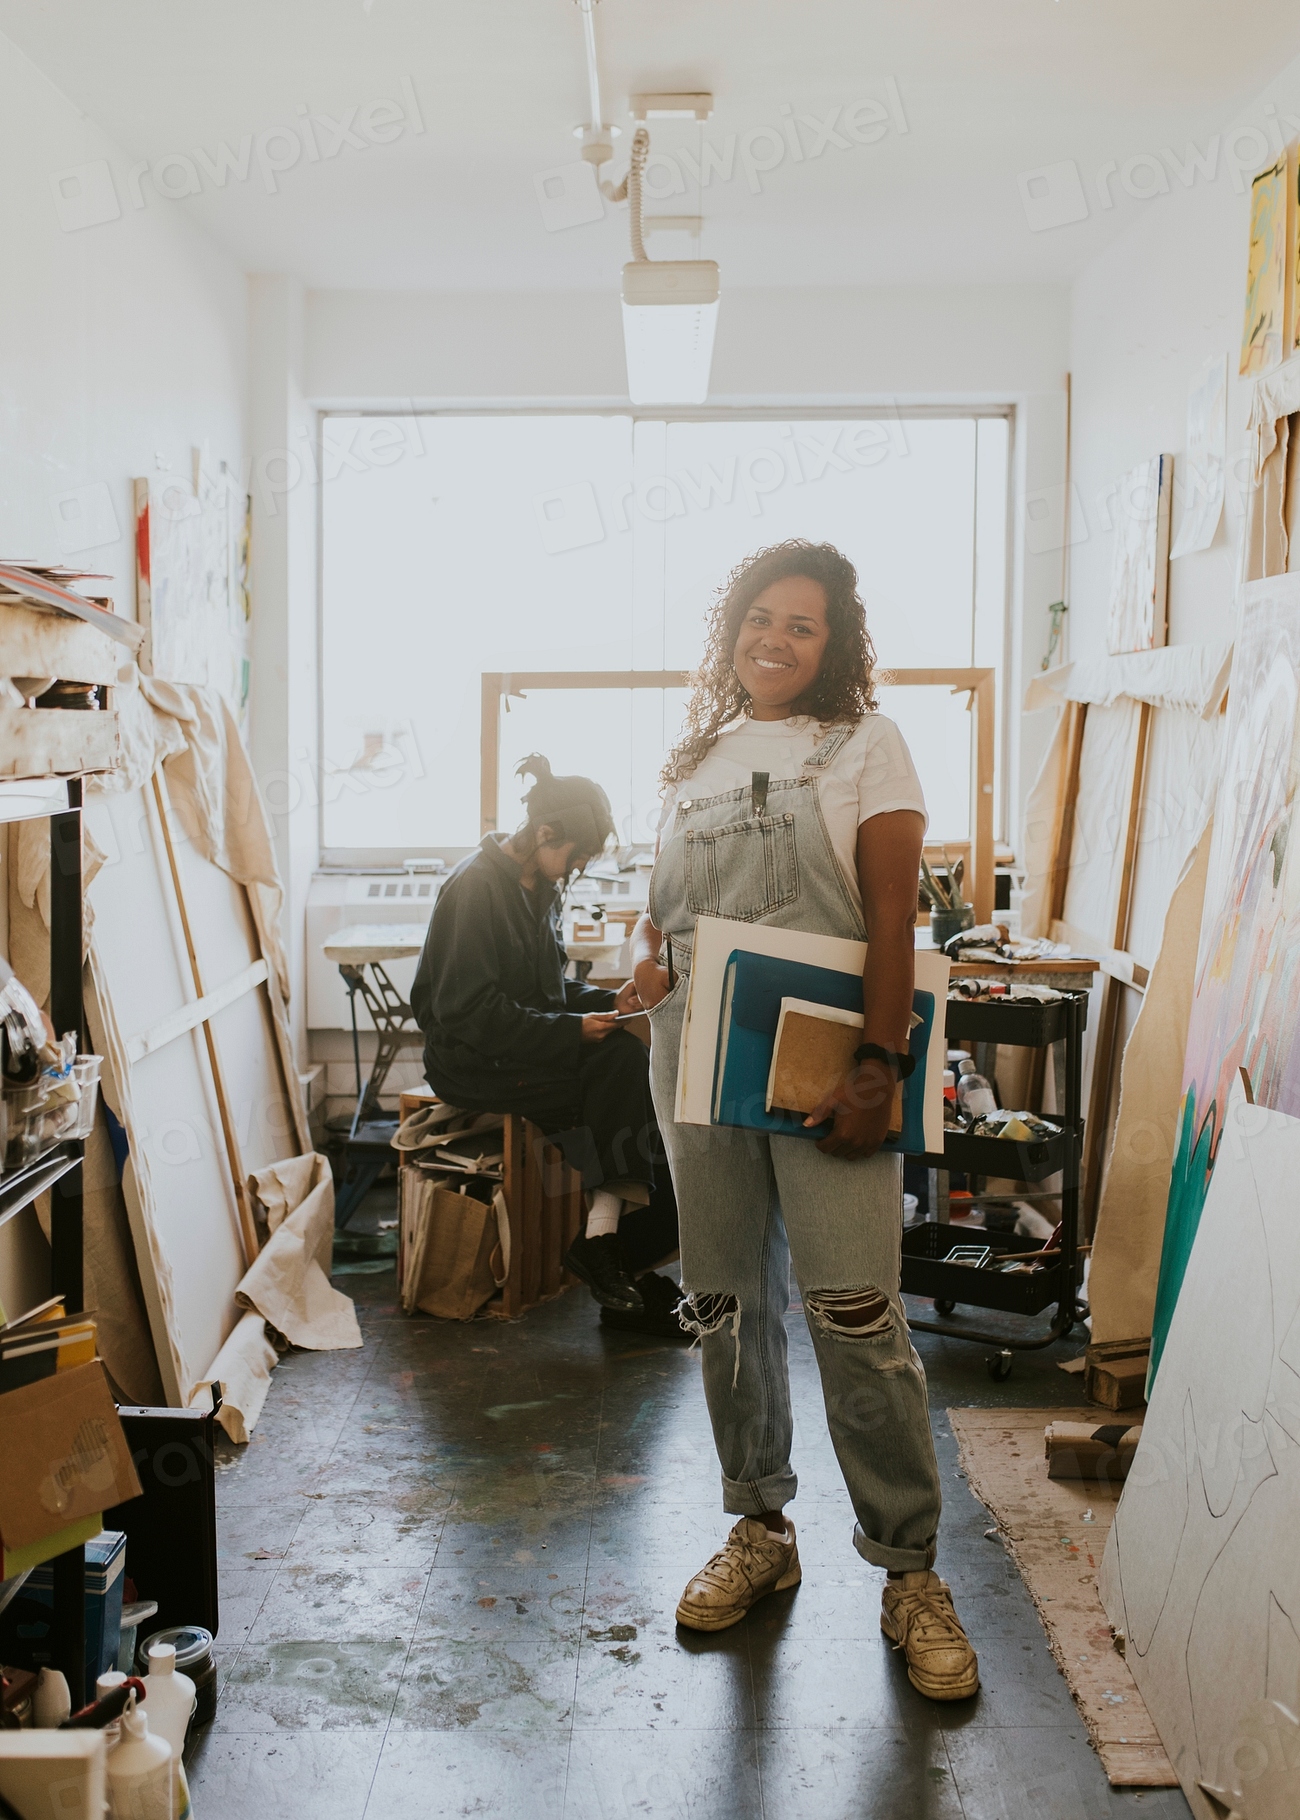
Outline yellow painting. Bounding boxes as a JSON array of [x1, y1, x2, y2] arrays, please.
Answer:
[[1241, 152, 1287, 376], [1294, 150, 1300, 355]]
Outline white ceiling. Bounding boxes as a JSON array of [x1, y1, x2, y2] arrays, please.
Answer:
[[7, 0, 1298, 291]]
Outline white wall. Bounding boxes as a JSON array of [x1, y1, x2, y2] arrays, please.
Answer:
[[304, 279, 1071, 849], [0, 32, 248, 1317], [306, 283, 1068, 404], [1067, 52, 1300, 659]]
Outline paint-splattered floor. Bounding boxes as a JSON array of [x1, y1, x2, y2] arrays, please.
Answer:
[[189, 1239, 1192, 1819]]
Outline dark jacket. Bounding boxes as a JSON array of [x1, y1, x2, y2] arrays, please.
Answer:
[[411, 834, 615, 1098]]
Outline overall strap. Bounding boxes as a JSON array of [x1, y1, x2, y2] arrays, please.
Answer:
[[801, 724, 854, 772]]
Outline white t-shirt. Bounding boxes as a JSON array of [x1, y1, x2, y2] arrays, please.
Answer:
[[659, 714, 927, 909]]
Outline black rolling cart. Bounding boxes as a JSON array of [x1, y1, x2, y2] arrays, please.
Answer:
[[0, 780, 89, 1695], [901, 989, 1087, 1381]]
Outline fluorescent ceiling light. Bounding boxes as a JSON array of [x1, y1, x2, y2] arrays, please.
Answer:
[[621, 260, 720, 405]]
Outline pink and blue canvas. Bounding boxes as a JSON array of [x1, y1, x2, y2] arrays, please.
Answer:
[[1151, 574, 1300, 1379]]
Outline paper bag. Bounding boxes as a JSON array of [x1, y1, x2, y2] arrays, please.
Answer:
[[400, 1172, 507, 1321]]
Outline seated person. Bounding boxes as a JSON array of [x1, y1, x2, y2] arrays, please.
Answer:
[[410, 753, 679, 1326]]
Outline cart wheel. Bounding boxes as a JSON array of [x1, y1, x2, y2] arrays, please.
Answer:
[[934, 1298, 957, 1317], [986, 1350, 1014, 1382]]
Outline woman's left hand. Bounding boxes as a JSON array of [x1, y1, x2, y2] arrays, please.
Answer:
[[806, 1059, 897, 1160], [614, 979, 643, 1015]]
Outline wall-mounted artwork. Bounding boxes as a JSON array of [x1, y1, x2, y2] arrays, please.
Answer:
[[135, 452, 251, 723], [1170, 355, 1227, 559], [1150, 573, 1300, 1379], [1100, 1079, 1300, 1820], [1106, 455, 1173, 655], [1240, 149, 1291, 376]]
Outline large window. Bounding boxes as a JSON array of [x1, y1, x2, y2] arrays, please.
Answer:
[[320, 412, 1009, 862]]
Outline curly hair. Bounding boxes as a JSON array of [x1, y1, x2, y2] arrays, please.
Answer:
[[662, 539, 879, 787]]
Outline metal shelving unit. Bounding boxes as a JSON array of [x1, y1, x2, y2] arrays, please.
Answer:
[[2, 777, 87, 1694], [901, 990, 1087, 1379]]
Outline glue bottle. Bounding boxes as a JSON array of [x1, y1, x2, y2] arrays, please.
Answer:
[[141, 1643, 194, 1819], [107, 1693, 174, 1820]]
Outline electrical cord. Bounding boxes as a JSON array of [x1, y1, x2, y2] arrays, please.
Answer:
[[601, 124, 650, 264]]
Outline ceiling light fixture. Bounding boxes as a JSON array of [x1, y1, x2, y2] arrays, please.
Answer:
[[571, 0, 720, 406], [618, 129, 718, 405]]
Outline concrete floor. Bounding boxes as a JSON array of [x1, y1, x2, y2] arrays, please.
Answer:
[[188, 1234, 1191, 1820]]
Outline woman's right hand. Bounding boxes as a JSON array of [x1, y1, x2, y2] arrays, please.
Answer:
[[633, 959, 672, 1010], [580, 1013, 618, 1043]]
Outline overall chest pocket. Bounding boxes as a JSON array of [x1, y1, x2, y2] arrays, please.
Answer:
[[684, 814, 799, 921]]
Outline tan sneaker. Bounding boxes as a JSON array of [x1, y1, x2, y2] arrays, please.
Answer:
[[675, 1517, 802, 1632], [880, 1570, 980, 1700]]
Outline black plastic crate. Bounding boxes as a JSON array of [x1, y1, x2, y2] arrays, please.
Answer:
[[943, 992, 1087, 1049], [912, 1126, 1070, 1183], [900, 1220, 1065, 1315]]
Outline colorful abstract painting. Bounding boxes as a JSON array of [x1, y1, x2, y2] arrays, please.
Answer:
[[1240, 151, 1288, 377], [1150, 574, 1300, 1379]]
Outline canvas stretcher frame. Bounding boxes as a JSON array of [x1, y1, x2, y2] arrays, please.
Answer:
[[84, 768, 310, 1405]]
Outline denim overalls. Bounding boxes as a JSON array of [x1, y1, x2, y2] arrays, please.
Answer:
[[646, 724, 942, 1571]]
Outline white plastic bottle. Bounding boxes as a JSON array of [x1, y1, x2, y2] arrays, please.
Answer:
[[956, 1065, 997, 1123], [107, 1696, 174, 1820], [142, 1644, 195, 1820]]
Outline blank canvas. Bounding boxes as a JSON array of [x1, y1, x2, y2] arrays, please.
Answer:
[[1099, 1079, 1300, 1818]]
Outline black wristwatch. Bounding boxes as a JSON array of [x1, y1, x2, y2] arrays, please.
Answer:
[[853, 1043, 916, 1079]]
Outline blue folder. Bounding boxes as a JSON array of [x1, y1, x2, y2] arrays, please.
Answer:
[[711, 949, 933, 1150]]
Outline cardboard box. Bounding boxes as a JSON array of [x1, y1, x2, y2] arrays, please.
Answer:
[[0, 1360, 141, 1577], [0, 1731, 106, 1820]]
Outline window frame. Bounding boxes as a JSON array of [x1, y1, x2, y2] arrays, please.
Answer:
[[315, 403, 1016, 873]]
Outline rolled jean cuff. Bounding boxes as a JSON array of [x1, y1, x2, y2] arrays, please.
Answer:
[[852, 1522, 937, 1574], [722, 1468, 798, 1516]]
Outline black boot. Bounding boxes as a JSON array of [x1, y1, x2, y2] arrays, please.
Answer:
[[599, 1271, 691, 1338], [564, 1232, 644, 1313]]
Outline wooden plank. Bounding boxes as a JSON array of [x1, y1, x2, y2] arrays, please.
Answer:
[[1082, 702, 1152, 1235], [1028, 700, 1089, 1112], [501, 1113, 525, 1318], [150, 772, 259, 1268], [562, 1174, 584, 1283], [1049, 701, 1088, 927], [126, 958, 268, 1062], [539, 1139, 563, 1299], [972, 670, 996, 923], [246, 889, 313, 1157], [481, 672, 502, 835], [1051, 920, 1149, 992], [521, 1120, 544, 1309]]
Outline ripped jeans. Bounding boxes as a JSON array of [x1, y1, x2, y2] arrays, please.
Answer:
[[649, 987, 943, 1573]]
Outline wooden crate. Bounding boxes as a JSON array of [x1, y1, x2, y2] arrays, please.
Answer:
[[397, 1087, 584, 1319], [0, 703, 119, 778]]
